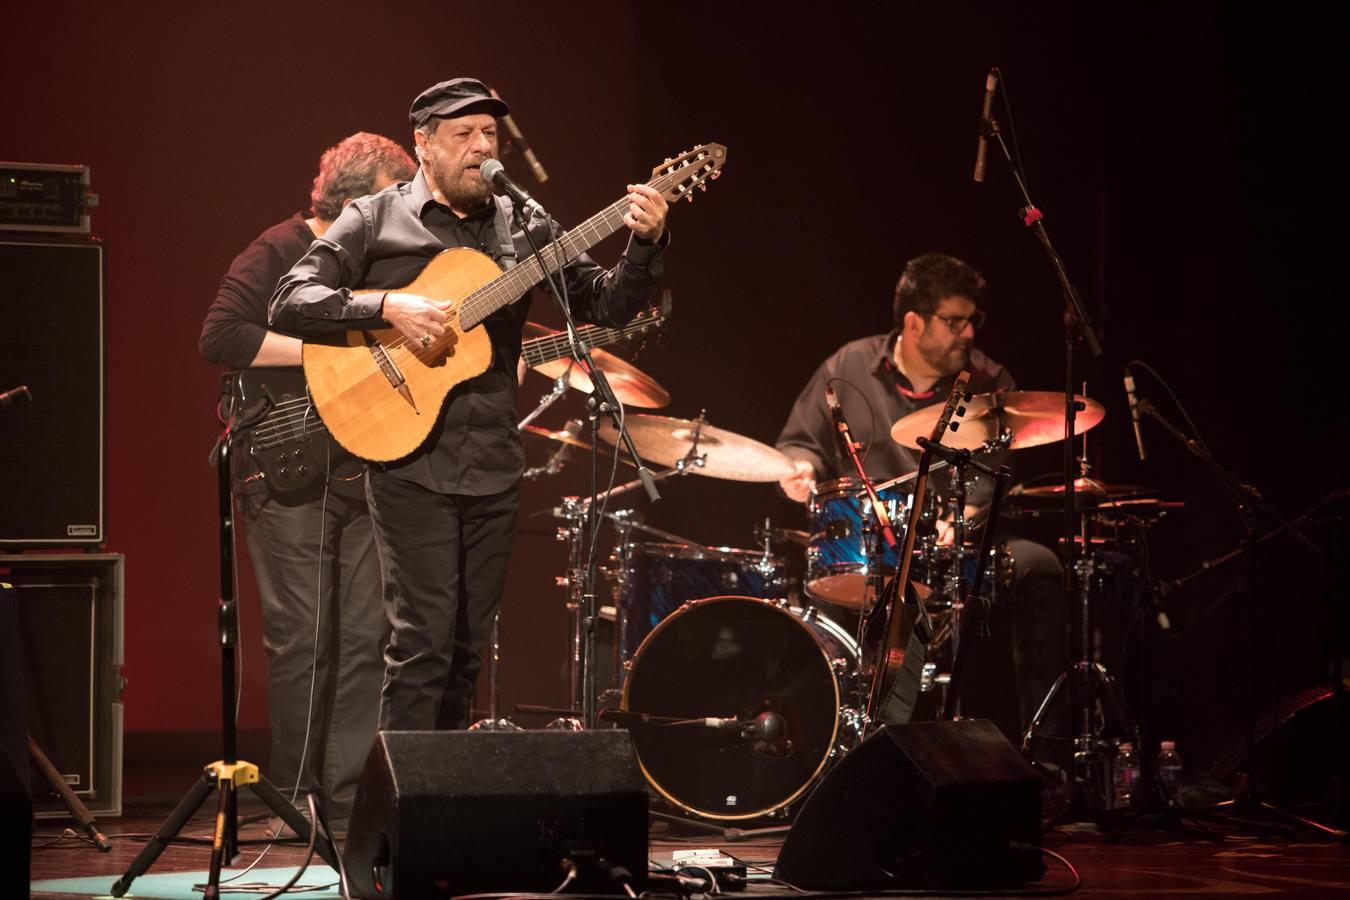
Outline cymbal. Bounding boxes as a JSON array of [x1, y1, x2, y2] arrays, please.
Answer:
[[523, 322, 670, 408], [1012, 478, 1154, 501], [890, 390, 1105, 452], [596, 414, 795, 482], [521, 423, 595, 452]]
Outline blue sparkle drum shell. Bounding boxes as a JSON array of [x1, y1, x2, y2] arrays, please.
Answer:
[[619, 542, 786, 661], [805, 477, 913, 609]]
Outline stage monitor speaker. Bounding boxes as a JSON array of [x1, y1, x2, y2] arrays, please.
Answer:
[[1, 553, 124, 819], [775, 719, 1044, 891], [343, 730, 649, 899], [0, 237, 106, 547]]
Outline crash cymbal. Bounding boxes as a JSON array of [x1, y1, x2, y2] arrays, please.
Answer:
[[523, 322, 670, 408], [1012, 478, 1154, 501], [596, 413, 795, 482], [890, 390, 1105, 452]]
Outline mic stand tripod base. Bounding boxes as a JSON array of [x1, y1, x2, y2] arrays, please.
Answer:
[[109, 760, 338, 898]]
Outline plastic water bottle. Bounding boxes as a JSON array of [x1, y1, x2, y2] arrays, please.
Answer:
[[1156, 741, 1183, 796], [1113, 742, 1140, 808]]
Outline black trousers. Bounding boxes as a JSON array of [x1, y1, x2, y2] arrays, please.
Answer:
[[243, 487, 385, 820], [366, 472, 521, 731], [1004, 537, 1070, 729]]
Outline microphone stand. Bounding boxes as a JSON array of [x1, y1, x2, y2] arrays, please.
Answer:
[[513, 202, 660, 730], [829, 392, 901, 694], [112, 405, 338, 898], [1133, 390, 1343, 839], [983, 96, 1108, 815], [915, 440, 1013, 721]]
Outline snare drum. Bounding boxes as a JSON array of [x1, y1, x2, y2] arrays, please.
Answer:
[[617, 542, 785, 661], [622, 595, 860, 820], [805, 477, 912, 609]]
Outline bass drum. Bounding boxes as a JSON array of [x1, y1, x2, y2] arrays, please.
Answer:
[[621, 595, 859, 821]]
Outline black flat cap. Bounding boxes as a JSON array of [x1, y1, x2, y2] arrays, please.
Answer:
[[408, 77, 509, 128]]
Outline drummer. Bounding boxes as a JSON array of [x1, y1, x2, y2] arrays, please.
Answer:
[[775, 252, 1066, 735]]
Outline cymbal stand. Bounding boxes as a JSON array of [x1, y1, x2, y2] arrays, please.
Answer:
[[468, 611, 522, 732], [517, 368, 571, 430], [1022, 406, 1139, 816], [514, 207, 661, 732]]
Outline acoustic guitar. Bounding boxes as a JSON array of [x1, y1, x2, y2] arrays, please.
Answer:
[[302, 144, 726, 462], [230, 303, 671, 496]]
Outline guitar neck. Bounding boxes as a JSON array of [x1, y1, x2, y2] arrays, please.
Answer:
[[458, 199, 629, 330], [521, 322, 623, 368]]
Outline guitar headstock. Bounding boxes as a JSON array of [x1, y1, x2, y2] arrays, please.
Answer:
[[926, 371, 972, 448], [648, 143, 727, 204]]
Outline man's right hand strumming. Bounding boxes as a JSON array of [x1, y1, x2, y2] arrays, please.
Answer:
[[780, 458, 817, 503], [383, 292, 449, 346]]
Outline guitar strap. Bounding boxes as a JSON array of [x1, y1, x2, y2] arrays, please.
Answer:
[[492, 196, 518, 271]]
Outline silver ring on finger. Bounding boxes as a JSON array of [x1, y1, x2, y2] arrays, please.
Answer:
[[420, 333, 432, 347]]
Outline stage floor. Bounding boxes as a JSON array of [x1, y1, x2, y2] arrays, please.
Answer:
[[28, 767, 1350, 898]]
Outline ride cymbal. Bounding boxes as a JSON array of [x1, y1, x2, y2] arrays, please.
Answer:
[[890, 390, 1105, 451]]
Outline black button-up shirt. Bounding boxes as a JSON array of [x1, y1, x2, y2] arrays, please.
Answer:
[[775, 331, 1015, 507], [269, 169, 666, 495]]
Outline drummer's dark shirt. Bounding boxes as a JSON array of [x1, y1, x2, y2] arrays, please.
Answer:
[[776, 331, 1015, 507]]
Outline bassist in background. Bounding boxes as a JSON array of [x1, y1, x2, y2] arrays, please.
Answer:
[[199, 132, 416, 834], [269, 78, 669, 732]]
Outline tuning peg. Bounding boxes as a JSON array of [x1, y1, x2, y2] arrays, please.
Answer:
[[950, 421, 960, 431], [956, 405, 966, 416], [698, 183, 708, 192]]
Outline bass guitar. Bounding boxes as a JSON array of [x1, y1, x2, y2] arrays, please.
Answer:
[[303, 144, 726, 462]]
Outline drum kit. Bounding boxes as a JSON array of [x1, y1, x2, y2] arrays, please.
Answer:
[[488, 328, 1180, 823]]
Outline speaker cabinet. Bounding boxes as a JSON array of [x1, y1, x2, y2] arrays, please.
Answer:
[[775, 719, 1043, 890], [344, 730, 649, 898], [0, 553, 124, 819], [0, 237, 106, 547]]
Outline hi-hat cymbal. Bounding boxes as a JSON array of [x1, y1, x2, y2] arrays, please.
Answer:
[[596, 414, 794, 482], [521, 423, 595, 452], [1012, 478, 1154, 501], [523, 322, 670, 408], [890, 390, 1105, 452]]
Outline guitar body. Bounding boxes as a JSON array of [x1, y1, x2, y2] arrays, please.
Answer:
[[303, 248, 501, 462], [230, 369, 364, 498]]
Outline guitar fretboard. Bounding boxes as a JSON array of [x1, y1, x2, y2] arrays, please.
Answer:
[[458, 161, 695, 329]]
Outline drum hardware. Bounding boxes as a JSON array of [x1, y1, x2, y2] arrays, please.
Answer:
[[1019, 422, 1143, 816], [517, 368, 571, 430], [468, 611, 524, 732]]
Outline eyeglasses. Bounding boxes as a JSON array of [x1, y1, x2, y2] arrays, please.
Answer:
[[926, 310, 987, 333]]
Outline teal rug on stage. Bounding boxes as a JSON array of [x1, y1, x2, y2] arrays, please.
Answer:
[[32, 865, 341, 899]]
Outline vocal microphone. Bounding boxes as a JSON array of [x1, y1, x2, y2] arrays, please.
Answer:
[[972, 68, 999, 183], [479, 159, 545, 216], [491, 88, 549, 184], [1123, 373, 1147, 461]]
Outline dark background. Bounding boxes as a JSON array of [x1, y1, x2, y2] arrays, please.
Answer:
[[1, 2, 1343, 774]]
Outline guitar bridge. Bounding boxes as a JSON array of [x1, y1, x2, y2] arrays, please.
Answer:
[[368, 339, 418, 413]]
